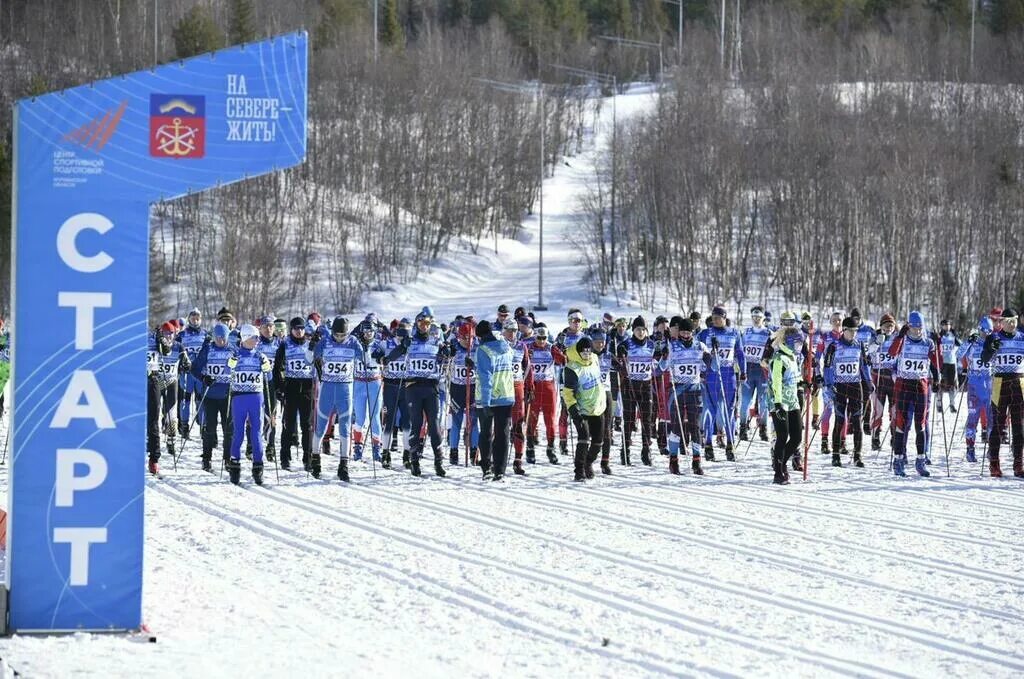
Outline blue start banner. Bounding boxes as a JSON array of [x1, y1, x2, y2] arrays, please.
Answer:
[[9, 32, 308, 632]]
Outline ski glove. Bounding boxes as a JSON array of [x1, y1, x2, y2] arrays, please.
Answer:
[[401, 336, 411, 350], [202, 375, 214, 387], [968, 332, 978, 343], [525, 390, 534, 404], [991, 338, 1002, 351], [568, 404, 583, 428], [772, 403, 786, 419]]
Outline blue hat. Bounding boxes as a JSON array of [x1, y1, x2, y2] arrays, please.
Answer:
[[213, 323, 229, 339], [712, 306, 727, 317], [589, 328, 607, 342], [908, 311, 924, 328]]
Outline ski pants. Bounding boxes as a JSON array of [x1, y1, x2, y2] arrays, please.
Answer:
[[280, 378, 313, 466], [892, 379, 929, 458], [147, 377, 177, 462], [202, 396, 231, 461], [478, 404, 513, 476], [407, 380, 443, 456], [740, 370, 770, 428], [600, 390, 614, 459], [317, 381, 353, 458], [871, 370, 895, 434], [511, 381, 527, 457], [703, 371, 737, 445], [621, 377, 653, 451], [987, 375, 1024, 463], [448, 381, 479, 450], [383, 379, 408, 448], [668, 386, 702, 458], [178, 371, 204, 427], [965, 375, 992, 446], [654, 372, 671, 451], [526, 380, 557, 445], [572, 413, 605, 469], [262, 379, 278, 451], [231, 392, 264, 463], [820, 380, 835, 437], [772, 407, 801, 469], [830, 383, 864, 453], [352, 379, 383, 446]]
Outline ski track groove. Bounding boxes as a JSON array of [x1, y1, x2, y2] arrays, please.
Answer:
[[505, 477, 1022, 587], [150, 475, 700, 678], [336, 480, 1024, 670], [249, 482, 914, 679], [576, 470, 1024, 554], [346, 475, 1024, 627]]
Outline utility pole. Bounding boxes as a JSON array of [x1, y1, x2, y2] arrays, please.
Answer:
[[154, 0, 158, 63], [373, 0, 379, 63], [661, 0, 683, 61], [720, 0, 726, 73]]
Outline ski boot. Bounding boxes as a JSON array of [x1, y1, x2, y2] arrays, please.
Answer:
[[715, 433, 725, 449], [227, 458, 241, 485], [303, 451, 312, 472], [725, 444, 735, 462], [739, 424, 749, 442], [201, 455, 212, 473], [820, 438, 830, 455], [871, 432, 881, 452], [772, 461, 789, 485], [640, 447, 652, 466], [337, 458, 350, 482], [601, 456, 613, 475], [434, 450, 446, 478], [949, 404, 957, 414], [811, 415, 820, 430], [981, 429, 989, 444], [1014, 455, 1024, 478], [573, 454, 586, 482], [791, 454, 803, 472], [372, 443, 382, 463], [178, 420, 190, 441], [148, 460, 160, 476], [266, 442, 276, 463], [892, 454, 907, 477], [449, 447, 460, 466], [990, 456, 1003, 478], [381, 449, 392, 469], [526, 437, 537, 464], [620, 447, 632, 466], [280, 454, 292, 471], [832, 452, 843, 468], [691, 456, 704, 475], [669, 456, 681, 475], [836, 445, 849, 456], [513, 459, 526, 475], [915, 455, 931, 477], [613, 416, 622, 432], [1002, 430, 1010, 445], [321, 439, 332, 456], [704, 444, 716, 462], [352, 442, 363, 462], [853, 451, 864, 468], [409, 451, 421, 476], [559, 439, 568, 456], [310, 454, 322, 480], [584, 459, 595, 479], [965, 442, 976, 463], [252, 463, 265, 486], [758, 424, 769, 441], [546, 443, 559, 465], [471, 447, 481, 466]]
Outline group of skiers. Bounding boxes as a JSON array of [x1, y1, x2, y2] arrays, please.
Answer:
[[136, 303, 1024, 486]]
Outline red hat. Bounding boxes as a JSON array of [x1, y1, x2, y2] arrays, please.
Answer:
[[990, 307, 1003, 318], [457, 322, 474, 340], [159, 321, 176, 334]]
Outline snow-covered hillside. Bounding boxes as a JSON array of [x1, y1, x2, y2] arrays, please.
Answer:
[[2, 84, 1024, 678]]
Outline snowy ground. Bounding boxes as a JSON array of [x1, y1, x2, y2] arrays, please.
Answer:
[[2, 410, 1024, 678], [3, 85, 1024, 677]]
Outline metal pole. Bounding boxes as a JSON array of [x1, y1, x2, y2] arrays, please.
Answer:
[[720, 0, 726, 73], [611, 76, 617, 290], [154, 0, 158, 63], [537, 84, 546, 311], [373, 0, 379, 63], [678, 1, 683, 59], [970, 0, 976, 75]]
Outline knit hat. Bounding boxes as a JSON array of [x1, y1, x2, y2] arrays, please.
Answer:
[[216, 306, 234, 322], [576, 336, 593, 353], [842, 316, 858, 330], [632, 315, 647, 330], [908, 311, 925, 328], [213, 323, 229, 339], [290, 317, 305, 330], [669, 315, 685, 329], [476, 319, 495, 341], [711, 305, 727, 318], [239, 324, 259, 342], [331, 317, 348, 335], [880, 313, 895, 325], [679, 319, 694, 332], [1001, 307, 1018, 319]]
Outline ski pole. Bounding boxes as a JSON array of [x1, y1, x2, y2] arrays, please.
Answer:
[[0, 422, 10, 466], [176, 384, 211, 470]]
